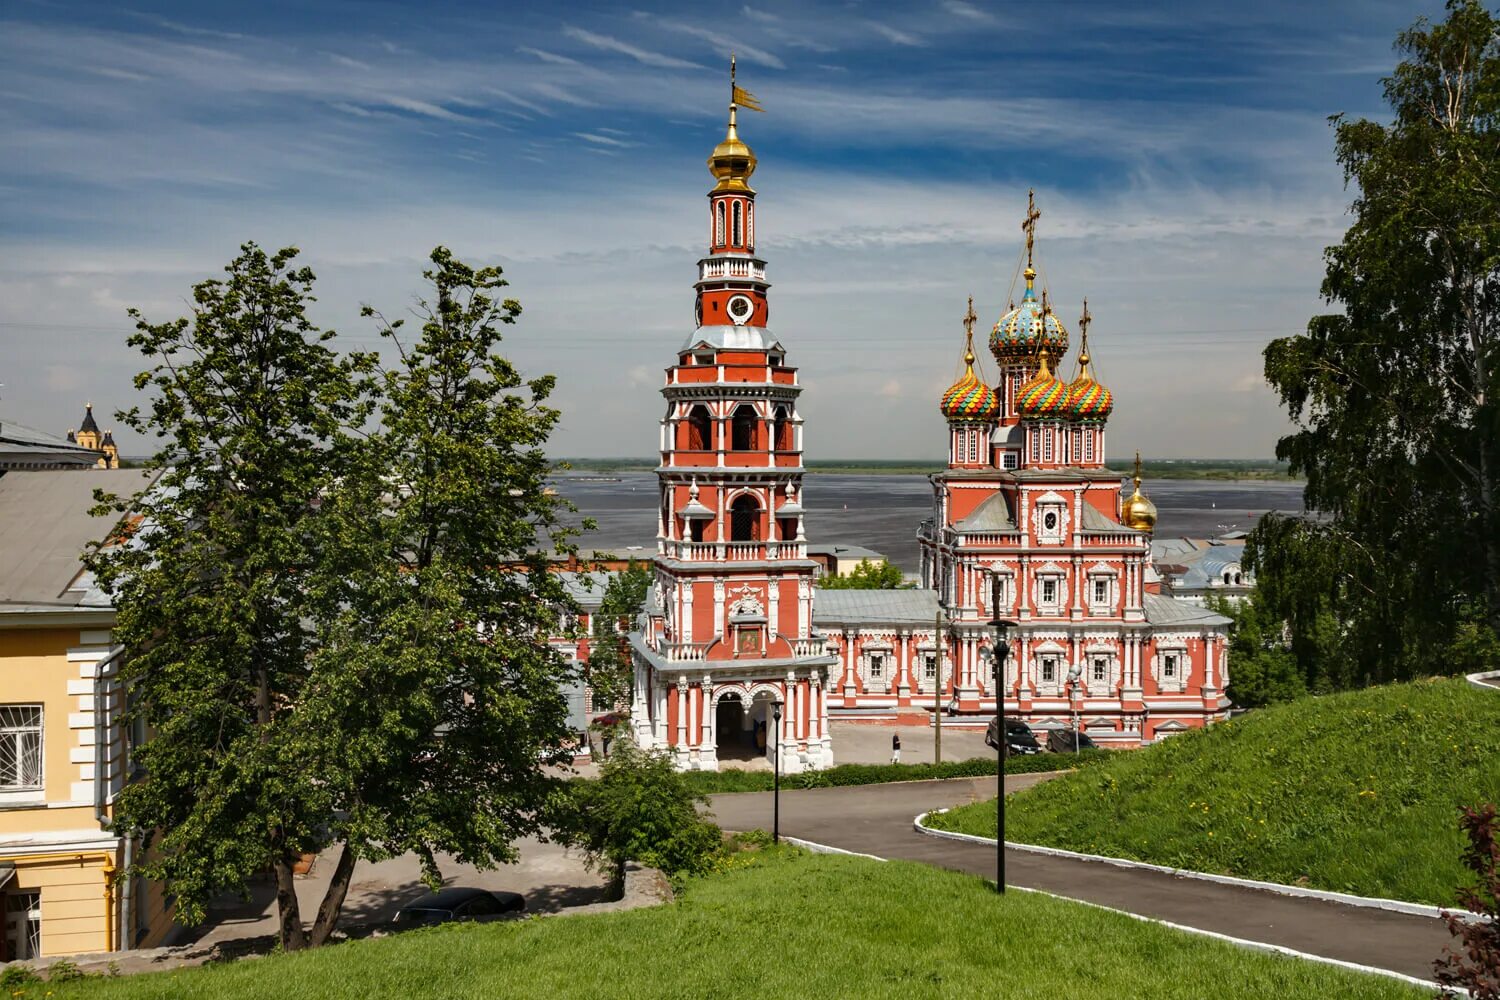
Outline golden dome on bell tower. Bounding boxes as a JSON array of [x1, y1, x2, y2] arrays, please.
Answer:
[[708, 55, 760, 194], [1122, 451, 1158, 532]]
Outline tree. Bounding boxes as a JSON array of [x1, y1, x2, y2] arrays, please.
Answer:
[[86, 244, 375, 951], [1205, 593, 1306, 708], [818, 558, 906, 590], [585, 559, 652, 711], [90, 245, 583, 951], [297, 247, 584, 945], [1252, 0, 1500, 688]]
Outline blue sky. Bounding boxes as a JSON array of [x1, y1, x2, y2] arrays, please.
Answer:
[[0, 0, 1441, 458]]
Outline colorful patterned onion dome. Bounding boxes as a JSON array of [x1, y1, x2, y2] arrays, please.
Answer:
[[990, 268, 1069, 365], [1017, 349, 1069, 419], [940, 350, 1001, 422], [1067, 351, 1114, 421]]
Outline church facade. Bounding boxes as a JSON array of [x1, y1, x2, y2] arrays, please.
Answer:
[[630, 73, 1230, 772]]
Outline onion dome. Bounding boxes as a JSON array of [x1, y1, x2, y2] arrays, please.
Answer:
[[991, 268, 1069, 366], [708, 61, 758, 194], [1066, 303, 1113, 421], [941, 350, 1000, 422], [1122, 452, 1158, 532], [1017, 349, 1069, 419]]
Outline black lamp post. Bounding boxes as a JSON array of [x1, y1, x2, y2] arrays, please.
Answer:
[[1141, 704, 1151, 746], [772, 699, 784, 844], [1065, 666, 1082, 754], [988, 578, 1018, 894]]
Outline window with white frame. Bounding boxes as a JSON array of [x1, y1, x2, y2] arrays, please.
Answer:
[[1091, 655, 1108, 683], [869, 654, 885, 680], [1093, 579, 1108, 604], [923, 654, 937, 680], [0, 706, 43, 790], [1163, 653, 1179, 679], [1043, 431, 1054, 463], [1003, 451, 1018, 470], [1041, 578, 1057, 606], [1083, 432, 1094, 463], [1039, 655, 1058, 684]]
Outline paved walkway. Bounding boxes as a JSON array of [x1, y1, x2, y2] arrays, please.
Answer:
[[704, 777, 1455, 983]]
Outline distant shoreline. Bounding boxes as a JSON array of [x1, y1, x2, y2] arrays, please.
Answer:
[[556, 458, 1302, 481]]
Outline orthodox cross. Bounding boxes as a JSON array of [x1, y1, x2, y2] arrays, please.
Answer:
[[1021, 189, 1041, 269], [1078, 297, 1092, 355], [962, 295, 978, 356]]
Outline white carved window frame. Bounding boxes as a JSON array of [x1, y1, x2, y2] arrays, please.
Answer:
[[913, 640, 953, 695], [1030, 639, 1067, 697], [859, 640, 895, 693], [1032, 562, 1067, 616], [1085, 563, 1119, 617], [1082, 643, 1118, 697], [1150, 636, 1191, 694], [1034, 491, 1069, 545], [982, 568, 1016, 618]]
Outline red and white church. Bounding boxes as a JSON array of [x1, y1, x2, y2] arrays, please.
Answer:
[[628, 81, 1231, 772]]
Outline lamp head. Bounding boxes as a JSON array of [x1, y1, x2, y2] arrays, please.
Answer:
[[773, 700, 783, 722]]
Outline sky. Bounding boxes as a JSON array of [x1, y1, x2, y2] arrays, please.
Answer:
[[0, 0, 1444, 460]]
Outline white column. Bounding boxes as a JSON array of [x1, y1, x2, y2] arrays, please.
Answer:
[[675, 675, 688, 748], [701, 674, 712, 748]]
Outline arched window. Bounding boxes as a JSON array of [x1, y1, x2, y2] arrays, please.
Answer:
[[773, 406, 792, 452], [684, 405, 712, 451], [715, 202, 726, 246], [731, 404, 758, 451], [747, 203, 754, 248], [732, 201, 743, 246], [730, 494, 760, 542]]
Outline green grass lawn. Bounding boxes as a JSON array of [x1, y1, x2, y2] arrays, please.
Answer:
[[41, 849, 1422, 1000], [926, 678, 1500, 907]]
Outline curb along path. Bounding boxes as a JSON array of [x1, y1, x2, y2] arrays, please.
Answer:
[[703, 776, 1456, 984]]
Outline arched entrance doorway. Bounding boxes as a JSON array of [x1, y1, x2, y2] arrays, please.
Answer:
[[714, 692, 758, 763]]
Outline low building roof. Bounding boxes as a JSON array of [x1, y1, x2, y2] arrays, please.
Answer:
[[807, 543, 887, 562], [0, 469, 158, 610], [812, 588, 941, 626], [1142, 592, 1231, 626]]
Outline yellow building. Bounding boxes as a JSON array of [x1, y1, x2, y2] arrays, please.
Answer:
[[0, 469, 172, 960], [63, 404, 118, 470]]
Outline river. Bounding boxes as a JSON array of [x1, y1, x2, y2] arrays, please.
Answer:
[[552, 472, 1306, 572]]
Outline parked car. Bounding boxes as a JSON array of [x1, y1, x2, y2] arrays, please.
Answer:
[[984, 716, 1042, 756], [395, 887, 526, 926], [1046, 728, 1098, 754]]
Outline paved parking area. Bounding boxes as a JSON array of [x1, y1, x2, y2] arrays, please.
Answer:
[[187, 834, 610, 949]]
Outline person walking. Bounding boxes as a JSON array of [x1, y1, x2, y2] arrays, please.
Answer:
[[891, 732, 902, 764]]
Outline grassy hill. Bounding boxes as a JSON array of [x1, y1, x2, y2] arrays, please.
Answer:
[[927, 678, 1500, 906], [42, 850, 1421, 999]]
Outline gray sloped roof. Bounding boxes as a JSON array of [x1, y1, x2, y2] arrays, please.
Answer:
[[556, 571, 614, 612], [1080, 502, 1127, 532], [0, 468, 158, 608], [812, 588, 941, 626], [1142, 592, 1231, 627], [954, 492, 1014, 532]]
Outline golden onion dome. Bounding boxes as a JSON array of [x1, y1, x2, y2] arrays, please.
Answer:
[[1016, 349, 1069, 419], [1122, 452, 1158, 532], [708, 105, 757, 194], [940, 349, 1001, 422]]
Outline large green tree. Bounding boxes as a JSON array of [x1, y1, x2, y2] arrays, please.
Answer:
[[818, 558, 907, 590], [87, 244, 375, 950], [1252, 0, 1500, 688], [90, 245, 583, 950]]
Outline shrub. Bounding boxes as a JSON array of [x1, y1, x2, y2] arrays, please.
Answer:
[[0, 965, 40, 987], [677, 752, 1110, 795], [553, 742, 724, 878], [1435, 803, 1500, 999]]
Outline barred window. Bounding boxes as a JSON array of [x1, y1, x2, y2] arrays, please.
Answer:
[[1163, 654, 1178, 679], [1092, 656, 1108, 683], [1093, 579, 1108, 604], [924, 655, 937, 680], [0, 706, 43, 790], [869, 654, 884, 679], [1040, 656, 1057, 683]]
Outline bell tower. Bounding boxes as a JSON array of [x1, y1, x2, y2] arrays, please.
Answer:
[[632, 62, 837, 773]]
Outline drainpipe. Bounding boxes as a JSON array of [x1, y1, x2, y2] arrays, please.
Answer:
[[92, 646, 126, 951]]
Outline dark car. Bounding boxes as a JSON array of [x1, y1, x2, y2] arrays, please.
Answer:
[[1046, 728, 1098, 754], [395, 887, 526, 926], [985, 716, 1041, 756]]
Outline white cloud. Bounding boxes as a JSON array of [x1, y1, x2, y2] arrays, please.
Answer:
[[942, 1, 995, 22], [654, 20, 786, 70], [868, 22, 926, 47], [562, 26, 702, 70], [519, 46, 582, 67]]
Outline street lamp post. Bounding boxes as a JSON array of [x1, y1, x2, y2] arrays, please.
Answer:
[[772, 700, 784, 844], [1141, 704, 1151, 746], [1065, 666, 1082, 754], [988, 578, 1018, 894]]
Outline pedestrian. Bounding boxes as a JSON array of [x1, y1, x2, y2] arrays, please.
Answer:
[[891, 732, 902, 764]]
